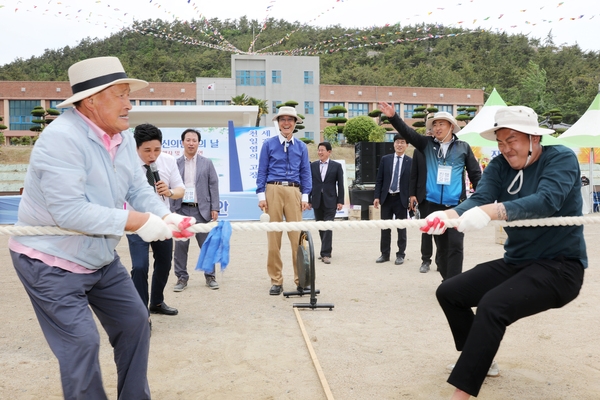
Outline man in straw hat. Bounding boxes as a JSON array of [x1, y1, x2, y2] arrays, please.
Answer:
[[378, 103, 481, 279], [423, 106, 586, 399], [256, 106, 312, 296], [8, 56, 196, 399]]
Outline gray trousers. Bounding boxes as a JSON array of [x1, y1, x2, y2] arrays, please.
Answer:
[[173, 205, 214, 282], [10, 250, 151, 400]]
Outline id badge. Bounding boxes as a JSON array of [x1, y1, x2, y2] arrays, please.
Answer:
[[183, 187, 196, 203], [437, 165, 452, 185]]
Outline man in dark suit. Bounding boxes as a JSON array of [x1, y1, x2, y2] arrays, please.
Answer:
[[373, 134, 412, 265], [171, 128, 220, 291], [309, 142, 345, 264]]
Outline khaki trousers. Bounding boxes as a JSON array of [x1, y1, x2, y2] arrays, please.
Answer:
[[265, 184, 302, 286]]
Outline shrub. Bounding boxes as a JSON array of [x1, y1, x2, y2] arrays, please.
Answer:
[[343, 116, 379, 144], [323, 126, 340, 147]]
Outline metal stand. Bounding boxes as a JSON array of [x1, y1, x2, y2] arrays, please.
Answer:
[[285, 230, 334, 310]]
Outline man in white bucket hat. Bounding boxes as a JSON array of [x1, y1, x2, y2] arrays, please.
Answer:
[[256, 106, 312, 296], [378, 103, 481, 280], [424, 106, 586, 399], [9, 56, 196, 399]]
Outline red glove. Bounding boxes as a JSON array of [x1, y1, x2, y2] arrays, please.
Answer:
[[163, 213, 196, 240], [420, 211, 449, 235]]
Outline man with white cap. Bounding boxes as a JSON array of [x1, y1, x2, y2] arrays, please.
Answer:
[[256, 106, 312, 295], [8, 56, 195, 399], [378, 103, 481, 279], [424, 106, 586, 399]]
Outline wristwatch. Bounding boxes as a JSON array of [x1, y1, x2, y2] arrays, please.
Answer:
[[168, 189, 174, 197]]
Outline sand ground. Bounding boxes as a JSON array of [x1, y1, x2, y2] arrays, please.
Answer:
[[1, 222, 600, 400]]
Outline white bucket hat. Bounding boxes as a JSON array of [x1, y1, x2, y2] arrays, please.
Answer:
[[57, 56, 148, 108], [425, 111, 461, 134], [480, 106, 554, 140], [272, 106, 303, 124]]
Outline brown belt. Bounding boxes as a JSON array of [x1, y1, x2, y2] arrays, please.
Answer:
[[268, 181, 300, 188], [183, 202, 198, 207]]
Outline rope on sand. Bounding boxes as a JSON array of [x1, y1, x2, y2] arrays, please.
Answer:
[[2, 215, 600, 236]]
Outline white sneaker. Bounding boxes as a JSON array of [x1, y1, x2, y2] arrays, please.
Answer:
[[446, 360, 500, 377]]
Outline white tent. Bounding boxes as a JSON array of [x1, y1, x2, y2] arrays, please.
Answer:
[[557, 91, 600, 213], [456, 88, 506, 147]]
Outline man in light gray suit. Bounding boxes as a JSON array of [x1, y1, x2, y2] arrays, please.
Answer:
[[171, 128, 220, 291]]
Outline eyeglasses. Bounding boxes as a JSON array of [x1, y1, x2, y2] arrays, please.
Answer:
[[278, 117, 296, 123]]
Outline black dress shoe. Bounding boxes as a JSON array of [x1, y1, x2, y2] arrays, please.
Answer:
[[375, 255, 390, 263], [269, 285, 283, 295], [149, 302, 178, 316], [395, 256, 405, 265]]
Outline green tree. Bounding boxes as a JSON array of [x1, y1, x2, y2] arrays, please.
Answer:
[[540, 108, 563, 130], [231, 93, 250, 105], [519, 61, 548, 112], [322, 125, 340, 147], [248, 98, 268, 127], [232, 94, 269, 127], [456, 106, 477, 126], [30, 106, 60, 133], [369, 109, 394, 132], [343, 116, 381, 144], [411, 106, 438, 131], [326, 105, 348, 135], [0, 116, 6, 146]]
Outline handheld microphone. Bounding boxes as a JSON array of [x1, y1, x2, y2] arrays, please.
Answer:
[[149, 162, 165, 200]]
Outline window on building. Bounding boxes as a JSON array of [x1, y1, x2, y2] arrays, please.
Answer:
[[348, 102, 369, 118], [404, 104, 423, 119], [458, 105, 476, 116], [435, 104, 453, 114], [394, 104, 401, 115], [139, 100, 164, 106], [272, 70, 281, 84], [236, 70, 266, 86], [130, 100, 137, 107], [323, 102, 344, 117], [304, 71, 314, 85], [304, 101, 314, 115], [203, 100, 231, 106], [174, 100, 197, 106], [272, 100, 282, 114], [9, 100, 40, 130], [304, 131, 314, 140], [49, 100, 70, 114]]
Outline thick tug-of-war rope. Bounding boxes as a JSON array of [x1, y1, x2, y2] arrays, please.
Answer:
[[2, 216, 600, 236]]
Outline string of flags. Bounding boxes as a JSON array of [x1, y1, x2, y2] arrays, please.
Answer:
[[0, 0, 597, 56]]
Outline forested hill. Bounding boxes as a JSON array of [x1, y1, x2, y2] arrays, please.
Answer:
[[1, 17, 599, 122]]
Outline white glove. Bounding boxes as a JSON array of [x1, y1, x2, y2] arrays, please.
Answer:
[[457, 207, 491, 233], [421, 211, 450, 235], [136, 213, 173, 242], [163, 213, 196, 241]]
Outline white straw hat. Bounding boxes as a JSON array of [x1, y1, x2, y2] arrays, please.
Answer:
[[425, 111, 461, 134], [57, 56, 148, 108], [272, 106, 303, 124], [480, 106, 554, 140]]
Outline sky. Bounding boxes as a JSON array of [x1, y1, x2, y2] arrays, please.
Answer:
[[0, 0, 599, 66]]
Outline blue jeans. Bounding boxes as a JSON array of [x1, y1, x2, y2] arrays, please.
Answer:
[[127, 234, 173, 308]]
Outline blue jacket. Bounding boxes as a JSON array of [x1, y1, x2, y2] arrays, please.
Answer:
[[13, 108, 170, 270], [389, 114, 481, 206]]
